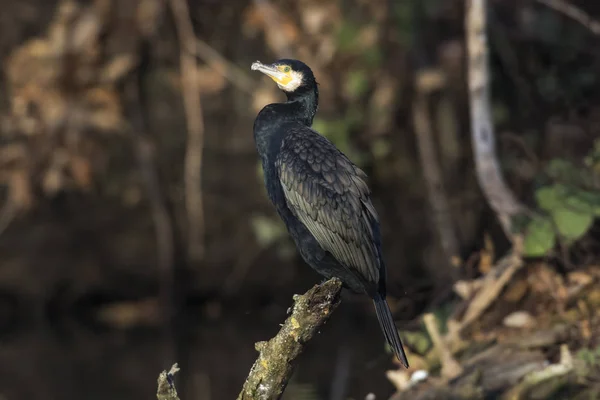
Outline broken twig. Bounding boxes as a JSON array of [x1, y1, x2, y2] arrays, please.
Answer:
[[157, 364, 181, 400], [423, 313, 463, 380], [535, 0, 600, 35]]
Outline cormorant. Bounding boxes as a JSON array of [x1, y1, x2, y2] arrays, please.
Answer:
[[251, 59, 409, 368]]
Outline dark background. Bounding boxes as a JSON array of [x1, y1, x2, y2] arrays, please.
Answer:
[[0, 0, 599, 399]]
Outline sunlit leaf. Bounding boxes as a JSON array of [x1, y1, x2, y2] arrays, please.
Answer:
[[523, 217, 555, 257], [551, 208, 594, 241], [535, 185, 561, 211]]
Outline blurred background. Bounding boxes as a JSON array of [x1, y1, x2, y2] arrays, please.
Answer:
[[0, 0, 599, 399]]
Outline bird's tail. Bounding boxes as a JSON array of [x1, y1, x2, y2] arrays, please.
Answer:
[[373, 293, 409, 368]]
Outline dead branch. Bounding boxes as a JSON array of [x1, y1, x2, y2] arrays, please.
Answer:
[[457, 244, 524, 331], [169, 0, 205, 264], [502, 344, 574, 400], [535, 0, 600, 35], [127, 47, 176, 319], [252, 0, 294, 59], [157, 364, 181, 400], [192, 38, 255, 94], [423, 313, 463, 381], [238, 278, 343, 400], [413, 69, 460, 278], [465, 0, 525, 240]]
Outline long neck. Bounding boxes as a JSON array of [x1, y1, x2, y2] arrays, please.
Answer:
[[284, 86, 318, 127], [253, 86, 318, 159]]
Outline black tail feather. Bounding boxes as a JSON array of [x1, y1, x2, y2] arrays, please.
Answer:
[[373, 294, 409, 368]]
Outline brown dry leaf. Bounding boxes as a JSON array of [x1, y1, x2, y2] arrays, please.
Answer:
[[196, 65, 227, 94], [11, 170, 33, 210], [69, 154, 93, 189], [528, 263, 563, 294], [42, 167, 65, 195], [454, 279, 482, 300], [503, 311, 534, 328], [245, 2, 299, 56], [478, 234, 494, 274], [356, 25, 379, 49], [415, 69, 446, 93], [95, 298, 162, 328], [580, 319, 592, 340], [70, 9, 102, 52], [503, 278, 528, 303], [0, 144, 28, 168], [300, 4, 337, 35], [83, 87, 123, 131], [568, 271, 594, 286], [386, 369, 411, 392], [137, 0, 162, 37], [100, 54, 137, 83], [6, 39, 58, 89]]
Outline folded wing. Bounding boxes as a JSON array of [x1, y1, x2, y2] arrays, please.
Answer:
[[276, 125, 381, 284]]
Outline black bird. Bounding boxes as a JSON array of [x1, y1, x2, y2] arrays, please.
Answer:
[[251, 59, 409, 368]]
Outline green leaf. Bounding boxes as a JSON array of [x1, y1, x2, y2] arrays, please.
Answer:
[[402, 330, 431, 355], [535, 185, 561, 211], [551, 208, 594, 241], [523, 217, 556, 257]]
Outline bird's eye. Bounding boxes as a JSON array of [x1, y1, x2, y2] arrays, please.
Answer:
[[283, 66, 291, 73]]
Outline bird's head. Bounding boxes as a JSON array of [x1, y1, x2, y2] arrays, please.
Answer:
[[251, 59, 317, 97]]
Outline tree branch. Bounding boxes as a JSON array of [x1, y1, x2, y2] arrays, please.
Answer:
[[169, 0, 206, 264], [465, 0, 525, 240], [157, 364, 181, 400], [535, 0, 600, 35], [413, 70, 460, 280], [238, 278, 343, 400]]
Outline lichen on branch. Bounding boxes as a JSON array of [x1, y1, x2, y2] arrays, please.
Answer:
[[238, 278, 343, 400]]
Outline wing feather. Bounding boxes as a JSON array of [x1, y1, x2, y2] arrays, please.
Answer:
[[276, 126, 381, 284]]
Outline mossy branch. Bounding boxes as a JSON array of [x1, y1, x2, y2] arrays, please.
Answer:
[[157, 364, 181, 400], [237, 278, 343, 400]]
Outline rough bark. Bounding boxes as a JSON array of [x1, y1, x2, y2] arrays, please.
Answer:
[[238, 278, 343, 400]]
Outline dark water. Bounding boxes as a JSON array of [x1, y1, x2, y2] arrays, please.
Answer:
[[0, 297, 399, 400]]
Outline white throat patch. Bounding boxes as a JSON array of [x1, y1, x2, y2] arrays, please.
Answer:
[[278, 70, 304, 92]]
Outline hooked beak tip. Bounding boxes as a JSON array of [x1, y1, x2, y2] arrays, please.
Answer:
[[251, 61, 263, 71]]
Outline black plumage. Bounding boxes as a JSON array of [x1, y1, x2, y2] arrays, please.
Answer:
[[251, 59, 409, 368]]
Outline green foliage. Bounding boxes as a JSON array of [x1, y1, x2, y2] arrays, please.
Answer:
[[371, 138, 391, 160], [431, 302, 455, 335], [344, 69, 369, 99], [523, 217, 556, 257], [336, 21, 361, 53], [576, 345, 600, 367], [391, 0, 413, 46], [402, 330, 432, 355], [523, 153, 600, 257], [362, 46, 383, 68], [584, 138, 600, 172], [552, 209, 594, 241], [576, 345, 600, 380]]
